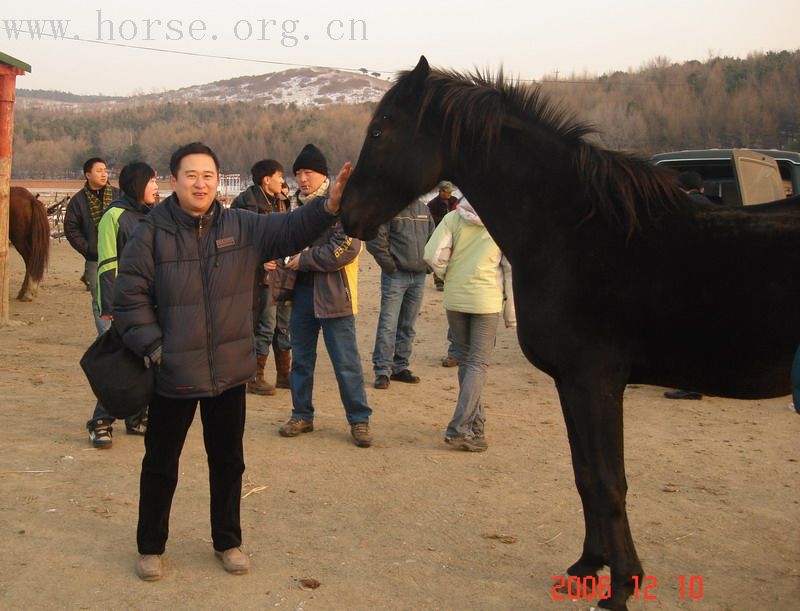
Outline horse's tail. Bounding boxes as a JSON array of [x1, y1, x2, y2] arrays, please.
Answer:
[[27, 196, 50, 282]]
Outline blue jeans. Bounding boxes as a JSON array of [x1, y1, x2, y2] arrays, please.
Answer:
[[289, 284, 372, 424], [254, 285, 292, 356], [445, 311, 499, 439], [371, 270, 425, 377], [446, 327, 458, 360]]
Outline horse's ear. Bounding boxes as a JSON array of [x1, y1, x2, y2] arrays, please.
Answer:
[[407, 56, 430, 90]]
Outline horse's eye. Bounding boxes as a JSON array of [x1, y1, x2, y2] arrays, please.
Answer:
[[371, 129, 382, 138]]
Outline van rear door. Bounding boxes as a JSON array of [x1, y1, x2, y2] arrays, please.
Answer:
[[732, 149, 785, 205]]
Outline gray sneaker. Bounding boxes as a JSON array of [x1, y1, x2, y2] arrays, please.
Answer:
[[444, 435, 487, 452]]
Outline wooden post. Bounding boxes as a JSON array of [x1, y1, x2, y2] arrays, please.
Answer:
[[0, 71, 17, 323], [0, 62, 27, 324]]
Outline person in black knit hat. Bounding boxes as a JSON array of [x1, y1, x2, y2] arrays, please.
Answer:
[[279, 143, 374, 448], [292, 143, 328, 177]]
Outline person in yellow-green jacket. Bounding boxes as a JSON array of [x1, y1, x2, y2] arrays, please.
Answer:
[[424, 197, 515, 453], [87, 161, 159, 447]]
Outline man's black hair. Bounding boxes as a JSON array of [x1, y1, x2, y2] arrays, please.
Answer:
[[677, 171, 704, 191], [169, 142, 220, 177], [251, 159, 284, 187], [83, 157, 106, 175]]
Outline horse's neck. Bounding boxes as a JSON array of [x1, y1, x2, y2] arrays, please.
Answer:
[[445, 130, 562, 222]]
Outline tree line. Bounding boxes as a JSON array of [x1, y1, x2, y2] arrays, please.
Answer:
[[11, 50, 799, 180]]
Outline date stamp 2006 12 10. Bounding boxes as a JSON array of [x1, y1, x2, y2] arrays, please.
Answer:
[[551, 575, 705, 602]]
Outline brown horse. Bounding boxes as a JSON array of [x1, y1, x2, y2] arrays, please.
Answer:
[[9, 186, 50, 301], [340, 57, 800, 610]]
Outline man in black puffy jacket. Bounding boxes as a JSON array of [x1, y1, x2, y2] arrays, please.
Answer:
[[113, 142, 345, 582]]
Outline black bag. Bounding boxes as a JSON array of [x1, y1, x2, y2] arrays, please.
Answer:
[[269, 263, 297, 303], [80, 325, 154, 419]]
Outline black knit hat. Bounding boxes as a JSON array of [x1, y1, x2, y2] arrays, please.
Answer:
[[292, 143, 328, 176]]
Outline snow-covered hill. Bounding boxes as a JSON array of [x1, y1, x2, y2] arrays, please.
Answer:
[[18, 67, 391, 109]]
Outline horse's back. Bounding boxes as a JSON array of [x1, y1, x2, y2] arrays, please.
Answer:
[[8, 186, 50, 284], [628, 203, 800, 398], [741, 192, 800, 214], [9, 187, 35, 243]]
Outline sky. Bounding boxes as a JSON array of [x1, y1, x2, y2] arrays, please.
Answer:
[[2, 0, 799, 96]]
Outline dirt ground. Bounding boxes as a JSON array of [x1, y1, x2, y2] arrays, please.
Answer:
[[1, 235, 798, 610]]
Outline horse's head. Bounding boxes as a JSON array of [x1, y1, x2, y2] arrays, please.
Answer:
[[341, 56, 444, 240]]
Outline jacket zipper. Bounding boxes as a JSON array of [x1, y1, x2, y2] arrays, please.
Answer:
[[198, 215, 218, 396]]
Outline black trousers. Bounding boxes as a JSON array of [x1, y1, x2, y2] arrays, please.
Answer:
[[137, 385, 246, 555]]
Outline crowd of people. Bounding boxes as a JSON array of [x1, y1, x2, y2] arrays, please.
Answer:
[[62, 143, 754, 582], [64, 143, 514, 581]]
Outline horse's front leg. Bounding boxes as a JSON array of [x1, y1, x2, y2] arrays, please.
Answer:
[[555, 374, 643, 611]]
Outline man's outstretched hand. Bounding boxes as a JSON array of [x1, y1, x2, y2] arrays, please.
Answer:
[[325, 162, 353, 215]]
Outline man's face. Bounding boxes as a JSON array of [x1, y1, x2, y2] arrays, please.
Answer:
[[295, 168, 326, 196], [439, 189, 452, 201], [262, 170, 284, 196], [85, 162, 109, 190], [169, 153, 218, 216]]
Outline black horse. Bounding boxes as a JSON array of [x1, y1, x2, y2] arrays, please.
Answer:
[[340, 56, 800, 610]]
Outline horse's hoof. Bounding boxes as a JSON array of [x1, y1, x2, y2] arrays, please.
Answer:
[[596, 580, 634, 611], [567, 556, 605, 577], [16, 294, 33, 302], [598, 599, 628, 611]]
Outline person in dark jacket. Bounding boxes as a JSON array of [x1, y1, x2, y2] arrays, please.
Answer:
[[677, 171, 714, 206], [426, 180, 459, 226], [230, 159, 292, 395], [112, 142, 344, 582], [427, 181, 461, 363], [277, 144, 373, 448], [663, 171, 712, 401], [86, 161, 159, 447], [367, 199, 434, 389], [64, 157, 120, 334], [427, 181, 459, 293]]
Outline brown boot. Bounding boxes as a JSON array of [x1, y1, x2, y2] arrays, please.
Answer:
[[274, 349, 291, 389], [248, 354, 276, 395]]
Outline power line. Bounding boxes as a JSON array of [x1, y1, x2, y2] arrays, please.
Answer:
[[1, 24, 393, 75], [1, 24, 719, 89]]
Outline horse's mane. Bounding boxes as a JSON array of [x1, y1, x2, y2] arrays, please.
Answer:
[[393, 67, 687, 235]]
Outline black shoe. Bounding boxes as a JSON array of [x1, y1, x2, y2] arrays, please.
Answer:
[[88, 419, 113, 449], [390, 369, 420, 384], [126, 422, 147, 435], [374, 375, 390, 389], [663, 389, 703, 400], [126, 411, 148, 435]]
